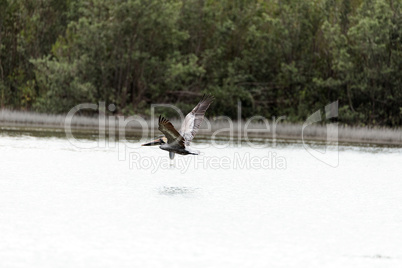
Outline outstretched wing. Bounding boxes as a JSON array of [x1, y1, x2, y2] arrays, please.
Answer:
[[158, 115, 185, 148], [180, 94, 214, 146]]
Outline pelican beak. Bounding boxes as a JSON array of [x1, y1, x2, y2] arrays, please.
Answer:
[[142, 138, 163, 146]]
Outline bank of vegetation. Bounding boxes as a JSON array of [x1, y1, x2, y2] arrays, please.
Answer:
[[0, 0, 401, 127], [1, 109, 400, 145]]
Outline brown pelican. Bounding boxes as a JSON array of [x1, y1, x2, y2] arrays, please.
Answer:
[[142, 94, 214, 159]]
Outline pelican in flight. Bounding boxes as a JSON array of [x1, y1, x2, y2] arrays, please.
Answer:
[[142, 94, 214, 159]]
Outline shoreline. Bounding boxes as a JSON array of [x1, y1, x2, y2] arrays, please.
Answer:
[[1, 109, 401, 147], [1, 121, 401, 147]]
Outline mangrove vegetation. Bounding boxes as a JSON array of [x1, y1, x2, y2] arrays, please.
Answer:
[[0, 0, 401, 126]]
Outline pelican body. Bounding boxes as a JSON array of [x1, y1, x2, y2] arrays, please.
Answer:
[[142, 94, 214, 159], [160, 143, 198, 156]]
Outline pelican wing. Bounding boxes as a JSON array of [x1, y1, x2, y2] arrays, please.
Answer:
[[180, 94, 214, 145], [158, 115, 185, 148]]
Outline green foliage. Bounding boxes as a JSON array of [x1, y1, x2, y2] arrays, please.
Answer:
[[0, 0, 401, 126], [320, 0, 402, 125], [31, 56, 96, 113]]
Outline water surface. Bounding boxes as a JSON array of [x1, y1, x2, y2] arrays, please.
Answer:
[[1, 132, 401, 268]]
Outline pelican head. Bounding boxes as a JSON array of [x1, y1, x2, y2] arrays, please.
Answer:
[[141, 136, 167, 146]]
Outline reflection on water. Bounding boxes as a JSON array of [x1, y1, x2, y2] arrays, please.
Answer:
[[362, 255, 392, 259], [158, 186, 199, 197]]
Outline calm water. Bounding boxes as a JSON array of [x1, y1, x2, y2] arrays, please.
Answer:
[[1, 132, 401, 268]]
